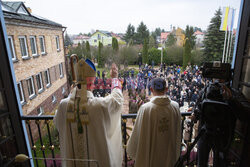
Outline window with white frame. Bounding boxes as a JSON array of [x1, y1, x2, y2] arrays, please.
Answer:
[[8, 36, 16, 60], [36, 72, 43, 92], [52, 95, 57, 103], [17, 82, 25, 103], [62, 87, 65, 94], [19, 36, 28, 58], [59, 63, 63, 78], [56, 36, 60, 51], [30, 36, 38, 56], [26, 77, 35, 98], [39, 36, 46, 54], [44, 69, 51, 86], [37, 106, 44, 116]]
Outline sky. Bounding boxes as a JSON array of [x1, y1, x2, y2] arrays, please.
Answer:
[[11, 0, 242, 34]]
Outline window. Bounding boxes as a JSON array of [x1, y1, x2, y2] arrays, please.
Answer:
[[26, 77, 35, 98], [94, 39, 97, 43], [39, 36, 46, 54], [19, 36, 28, 58], [62, 87, 65, 94], [36, 73, 43, 92], [8, 36, 16, 60], [17, 82, 25, 104], [44, 69, 51, 87], [59, 63, 63, 78], [30, 36, 38, 56], [97, 34, 101, 40], [52, 95, 57, 103], [37, 107, 44, 116], [56, 36, 60, 51], [17, 5, 29, 15]]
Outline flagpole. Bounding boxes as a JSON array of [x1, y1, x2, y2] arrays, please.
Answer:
[[222, 28, 228, 63], [225, 26, 231, 63], [228, 29, 234, 63]]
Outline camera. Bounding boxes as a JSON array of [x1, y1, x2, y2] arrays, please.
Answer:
[[194, 62, 236, 167], [201, 62, 232, 81]]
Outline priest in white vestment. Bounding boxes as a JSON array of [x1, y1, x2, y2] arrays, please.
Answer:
[[127, 77, 181, 167], [54, 63, 124, 167]]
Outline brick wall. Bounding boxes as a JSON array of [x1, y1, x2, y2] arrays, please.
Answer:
[[5, 24, 68, 115], [27, 83, 68, 141]]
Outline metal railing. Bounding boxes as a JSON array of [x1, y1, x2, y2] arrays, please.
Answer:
[[21, 112, 192, 167]]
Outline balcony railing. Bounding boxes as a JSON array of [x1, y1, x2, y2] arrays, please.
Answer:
[[21, 112, 192, 167]]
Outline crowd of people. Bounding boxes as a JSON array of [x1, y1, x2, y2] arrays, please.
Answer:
[[93, 63, 208, 113], [116, 63, 207, 113]]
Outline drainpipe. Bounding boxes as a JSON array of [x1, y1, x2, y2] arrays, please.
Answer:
[[62, 26, 71, 95]]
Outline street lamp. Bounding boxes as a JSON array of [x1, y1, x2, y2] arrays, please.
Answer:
[[161, 41, 165, 65]]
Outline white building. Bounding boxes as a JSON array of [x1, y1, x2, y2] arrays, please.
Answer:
[[194, 30, 204, 47], [73, 35, 90, 45]]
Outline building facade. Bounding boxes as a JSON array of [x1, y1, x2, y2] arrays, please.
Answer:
[[72, 35, 90, 45], [2, 1, 68, 115], [194, 30, 204, 47], [89, 30, 112, 46]]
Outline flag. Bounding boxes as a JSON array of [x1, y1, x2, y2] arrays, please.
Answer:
[[227, 8, 235, 31], [230, 8, 236, 31], [220, 7, 229, 31]]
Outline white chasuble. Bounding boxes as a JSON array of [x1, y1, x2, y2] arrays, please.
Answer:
[[127, 96, 181, 167], [54, 88, 124, 167]]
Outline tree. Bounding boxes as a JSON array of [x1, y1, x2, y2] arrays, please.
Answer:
[[112, 37, 119, 52], [183, 25, 195, 68], [151, 28, 162, 41], [148, 48, 161, 65], [86, 41, 91, 59], [142, 38, 148, 64], [135, 21, 149, 44], [164, 46, 183, 65], [203, 8, 225, 61], [64, 32, 72, 47], [98, 42, 104, 68], [165, 33, 177, 47], [148, 35, 156, 49], [124, 23, 135, 44], [155, 28, 162, 36]]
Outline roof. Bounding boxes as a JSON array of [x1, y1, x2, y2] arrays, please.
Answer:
[[161, 32, 170, 39], [194, 30, 204, 35], [2, 1, 23, 12], [74, 35, 90, 40], [1, 1, 63, 28], [91, 30, 111, 37]]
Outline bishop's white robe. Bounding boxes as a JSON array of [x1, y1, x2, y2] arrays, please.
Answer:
[[54, 88, 124, 167], [127, 95, 181, 167]]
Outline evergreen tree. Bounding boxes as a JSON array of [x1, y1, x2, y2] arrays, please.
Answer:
[[183, 25, 195, 68], [112, 37, 119, 51], [64, 32, 72, 47], [149, 35, 156, 48], [135, 21, 149, 44], [203, 8, 225, 61], [86, 41, 91, 59], [124, 23, 135, 43], [155, 28, 162, 36], [98, 42, 104, 68], [165, 33, 177, 47], [142, 38, 148, 64]]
